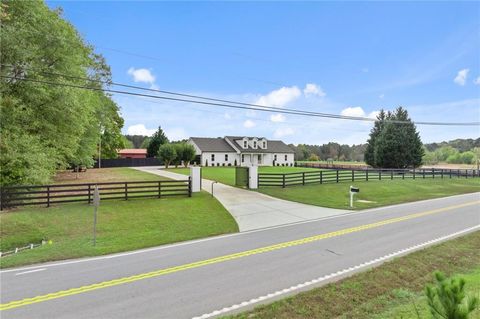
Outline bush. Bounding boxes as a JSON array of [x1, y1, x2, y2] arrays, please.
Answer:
[[234, 159, 238, 166], [426, 271, 479, 319], [228, 163, 231, 166]]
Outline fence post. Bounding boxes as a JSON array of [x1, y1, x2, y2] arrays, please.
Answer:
[[457, 169, 460, 178], [441, 169, 443, 179], [125, 182, 128, 200], [366, 169, 369, 181], [402, 170, 405, 180], [432, 168, 435, 179], [282, 174, 286, 188], [88, 184, 92, 204], [423, 169, 425, 179], [352, 170, 354, 182], [390, 170, 393, 180], [188, 177, 192, 197], [379, 170, 382, 180], [465, 169, 468, 179], [320, 171, 323, 184], [158, 181, 161, 198], [336, 170, 339, 183], [413, 169, 415, 179], [302, 172, 305, 185], [47, 186, 50, 208], [449, 169, 452, 179]]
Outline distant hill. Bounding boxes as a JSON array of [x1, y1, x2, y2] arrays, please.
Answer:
[[424, 138, 480, 152]]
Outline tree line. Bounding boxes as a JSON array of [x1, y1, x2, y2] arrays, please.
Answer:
[[1, 1, 125, 186]]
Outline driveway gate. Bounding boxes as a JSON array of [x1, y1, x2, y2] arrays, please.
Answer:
[[235, 167, 249, 187]]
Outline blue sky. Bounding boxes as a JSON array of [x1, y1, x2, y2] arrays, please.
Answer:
[[49, 1, 480, 145]]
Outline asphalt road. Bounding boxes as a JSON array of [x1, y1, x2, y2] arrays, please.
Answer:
[[1, 193, 479, 319]]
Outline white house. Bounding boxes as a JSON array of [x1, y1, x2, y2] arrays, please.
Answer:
[[188, 136, 295, 167]]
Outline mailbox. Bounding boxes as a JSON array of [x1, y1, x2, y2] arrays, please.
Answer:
[[350, 186, 360, 193]]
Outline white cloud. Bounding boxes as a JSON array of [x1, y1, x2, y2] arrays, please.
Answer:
[[474, 76, 480, 85], [303, 83, 326, 97], [255, 86, 301, 107], [379, 94, 385, 99], [127, 67, 156, 84], [341, 106, 366, 117], [273, 127, 294, 138], [127, 124, 156, 136], [165, 127, 188, 141], [454, 68, 469, 86], [340, 107, 379, 120], [367, 111, 380, 119], [243, 119, 256, 128], [270, 113, 286, 122]]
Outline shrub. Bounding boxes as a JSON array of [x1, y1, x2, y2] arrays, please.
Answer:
[[234, 159, 238, 166], [426, 271, 479, 319]]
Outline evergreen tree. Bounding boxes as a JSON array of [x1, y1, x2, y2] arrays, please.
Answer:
[[146, 126, 169, 157], [365, 110, 386, 166], [426, 271, 479, 319], [366, 107, 423, 168]]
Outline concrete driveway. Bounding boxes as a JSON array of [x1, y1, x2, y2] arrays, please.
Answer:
[[134, 166, 350, 231]]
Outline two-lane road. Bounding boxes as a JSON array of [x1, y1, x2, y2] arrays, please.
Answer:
[[1, 193, 479, 318]]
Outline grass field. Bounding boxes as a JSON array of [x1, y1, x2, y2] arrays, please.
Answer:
[[258, 178, 480, 210], [225, 231, 480, 319], [166, 166, 320, 186], [54, 167, 169, 183], [0, 192, 238, 269], [1, 168, 238, 268]]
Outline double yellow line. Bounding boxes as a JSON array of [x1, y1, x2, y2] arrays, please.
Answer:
[[1, 200, 478, 311]]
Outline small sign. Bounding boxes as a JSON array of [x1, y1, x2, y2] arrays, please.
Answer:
[[93, 186, 100, 207]]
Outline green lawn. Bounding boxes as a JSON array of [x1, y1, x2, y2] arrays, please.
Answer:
[[54, 167, 169, 184], [225, 231, 480, 319], [258, 178, 480, 210], [0, 191, 238, 268], [166, 166, 321, 186]]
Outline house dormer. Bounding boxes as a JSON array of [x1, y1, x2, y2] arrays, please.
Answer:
[[259, 138, 267, 149], [250, 137, 258, 149], [241, 137, 248, 149]]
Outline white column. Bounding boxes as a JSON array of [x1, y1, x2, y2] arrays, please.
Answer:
[[248, 165, 258, 189], [190, 166, 201, 192]]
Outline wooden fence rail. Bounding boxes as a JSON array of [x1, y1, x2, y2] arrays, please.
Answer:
[[258, 168, 479, 188], [0, 179, 192, 210]]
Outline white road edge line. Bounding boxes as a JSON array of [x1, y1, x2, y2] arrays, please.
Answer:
[[1, 192, 478, 274], [192, 224, 480, 319], [14, 268, 46, 276]]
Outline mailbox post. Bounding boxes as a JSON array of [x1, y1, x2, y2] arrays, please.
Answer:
[[92, 185, 100, 246], [349, 185, 359, 208]]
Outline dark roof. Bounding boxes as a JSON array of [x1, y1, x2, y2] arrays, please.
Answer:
[[225, 136, 295, 153], [190, 137, 237, 152]]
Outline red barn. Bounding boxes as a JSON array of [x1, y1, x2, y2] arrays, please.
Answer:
[[118, 149, 147, 159]]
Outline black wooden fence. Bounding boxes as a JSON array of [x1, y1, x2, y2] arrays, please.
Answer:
[[92, 157, 163, 168], [0, 179, 191, 210], [258, 168, 479, 188]]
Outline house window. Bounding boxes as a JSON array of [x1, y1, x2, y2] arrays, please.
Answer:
[[241, 154, 245, 162], [274, 154, 277, 161], [243, 141, 247, 148], [225, 154, 228, 161], [284, 154, 288, 161], [253, 141, 257, 148], [211, 154, 215, 162], [263, 141, 266, 148]]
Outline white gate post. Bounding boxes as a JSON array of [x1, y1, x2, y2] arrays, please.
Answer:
[[249, 165, 258, 189], [190, 166, 201, 192]]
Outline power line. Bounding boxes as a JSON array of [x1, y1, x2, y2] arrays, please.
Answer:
[[2, 73, 479, 127]]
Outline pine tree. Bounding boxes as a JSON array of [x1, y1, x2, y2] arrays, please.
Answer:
[[366, 107, 423, 168], [146, 126, 169, 157], [426, 271, 479, 319], [365, 110, 386, 166]]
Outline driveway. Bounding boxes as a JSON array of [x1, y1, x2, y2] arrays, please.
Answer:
[[133, 166, 350, 231]]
